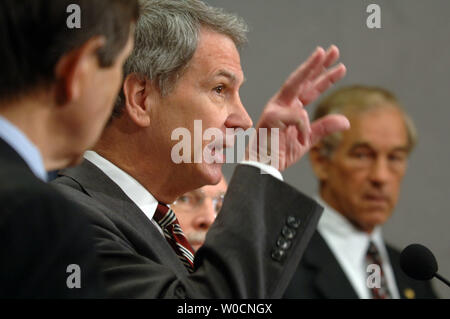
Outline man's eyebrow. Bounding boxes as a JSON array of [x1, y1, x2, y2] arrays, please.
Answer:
[[349, 142, 409, 153], [190, 189, 205, 197], [390, 146, 409, 153], [349, 142, 372, 151], [214, 69, 246, 85]]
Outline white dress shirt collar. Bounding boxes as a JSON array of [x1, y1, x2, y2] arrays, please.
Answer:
[[84, 151, 159, 222], [0, 115, 47, 181], [316, 195, 384, 262], [316, 195, 400, 299], [83, 151, 285, 239]]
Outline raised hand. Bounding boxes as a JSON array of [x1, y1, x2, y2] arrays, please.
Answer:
[[248, 45, 350, 171]]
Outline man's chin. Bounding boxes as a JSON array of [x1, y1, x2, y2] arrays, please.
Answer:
[[66, 153, 85, 168], [198, 162, 224, 185], [358, 212, 390, 232], [182, 162, 223, 191]]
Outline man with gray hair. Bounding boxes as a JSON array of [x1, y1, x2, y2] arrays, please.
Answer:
[[53, 0, 349, 298], [284, 85, 437, 299]]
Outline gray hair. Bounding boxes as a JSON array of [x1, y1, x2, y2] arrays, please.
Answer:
[[112, 0, 249, 118], [314, 85, 418, 157]]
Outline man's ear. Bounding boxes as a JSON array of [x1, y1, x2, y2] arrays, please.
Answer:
[[54, 36, 106, 105], [122, 73, 153, 127], [309, 143, 330, 181]]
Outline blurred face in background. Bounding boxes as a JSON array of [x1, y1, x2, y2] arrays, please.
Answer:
[[171, 177, 227, 251], [312, 106, 410, 233]]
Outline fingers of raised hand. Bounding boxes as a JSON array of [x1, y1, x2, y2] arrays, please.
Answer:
[[276, 45, 345, 107], [259, 106, 303, 130], [309, 114, 350, 146], [303, 45, 340, 85], [299, 63, 347, 105], [275, 47, 326, 106]]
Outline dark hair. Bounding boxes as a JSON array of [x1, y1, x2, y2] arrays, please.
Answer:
[[0, 0, 140, 102]]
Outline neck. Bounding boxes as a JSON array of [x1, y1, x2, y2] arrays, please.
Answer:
[[94, 121, 194, 204], [0, 97, 75, 171], [320, 186, 375, 234]]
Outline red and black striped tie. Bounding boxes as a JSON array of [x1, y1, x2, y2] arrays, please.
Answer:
[[154, 202, 195, 272], [366, 241, 392, 299]]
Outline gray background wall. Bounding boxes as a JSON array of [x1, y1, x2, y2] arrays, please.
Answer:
[[206, 0, 450, 298]]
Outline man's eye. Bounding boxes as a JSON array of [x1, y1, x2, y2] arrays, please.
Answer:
[[352, 152, 371, 160], [177, 195, 190, 203], [389, 153, 406, 162], [213, 85, 224, 94]]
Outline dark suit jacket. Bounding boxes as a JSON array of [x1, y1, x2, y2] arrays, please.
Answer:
[[52, 159, 323, 298], [283, 231, 437, 299], [0, 138, 103, 298]]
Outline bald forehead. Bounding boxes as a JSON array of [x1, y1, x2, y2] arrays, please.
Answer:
[[342, 106, 409, 150], [340, 102, 403, 119]]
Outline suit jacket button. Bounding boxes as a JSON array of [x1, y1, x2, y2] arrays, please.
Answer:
[[276, 236, 292, 250], [286, 216, 301, 229], [271, 248, 286, 261], [282, 226, 296, 239]]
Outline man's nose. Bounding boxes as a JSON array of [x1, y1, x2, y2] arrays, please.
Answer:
[[369, 157, 391, 186], [192, 201, 217, 231], [224, 96, 253, 130]]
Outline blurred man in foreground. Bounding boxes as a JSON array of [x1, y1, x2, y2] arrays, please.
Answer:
[[171, 177, 227, 251], [0, 0, 138, 297], [284, 86, 437, 299]]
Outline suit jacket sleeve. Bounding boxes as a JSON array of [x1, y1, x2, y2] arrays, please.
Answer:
[[54, 164, 322, 298]]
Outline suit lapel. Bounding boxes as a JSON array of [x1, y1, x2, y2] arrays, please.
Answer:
[[59, 159, 188, 276], [305, 232, 359, 299]]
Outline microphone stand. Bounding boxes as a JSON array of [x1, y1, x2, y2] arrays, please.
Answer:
[[434, 273, 450, 287]]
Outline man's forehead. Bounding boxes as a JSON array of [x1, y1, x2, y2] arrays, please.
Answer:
[[343, 128, 409, 152], [347, 140, 409, 152], [190, 28, 243, 76], [339, 108, 409, 149]]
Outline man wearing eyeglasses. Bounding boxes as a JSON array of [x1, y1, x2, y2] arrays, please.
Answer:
[[171, 177, 227, 252]]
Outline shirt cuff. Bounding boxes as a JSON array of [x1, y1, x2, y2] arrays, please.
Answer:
[[240, 160, 284, 181]]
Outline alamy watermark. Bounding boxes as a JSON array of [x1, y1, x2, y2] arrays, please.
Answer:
[[366, 4, 381, 29], [171, 120, 280, 170], [66, 264, 81, 289], [366, 264, 381, 289], [66, 4, 81, 29]]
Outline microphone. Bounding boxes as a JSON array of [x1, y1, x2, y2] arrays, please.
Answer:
[[400, 244, 450, 287]]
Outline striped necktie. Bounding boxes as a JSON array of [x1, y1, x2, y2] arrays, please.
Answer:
[[154, 202, 195, 272], [366, 241, 392, 299]]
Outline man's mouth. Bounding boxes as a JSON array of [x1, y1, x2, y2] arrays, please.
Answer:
[[363, 193, 389, 204], [187, 232, 207, 251], [206, 138, 234, 163]]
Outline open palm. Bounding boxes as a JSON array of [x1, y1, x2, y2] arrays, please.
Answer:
[[249, 45, 350, 171]]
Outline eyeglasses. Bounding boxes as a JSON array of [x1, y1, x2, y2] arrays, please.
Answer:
[[171, 192, 225, 214]]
